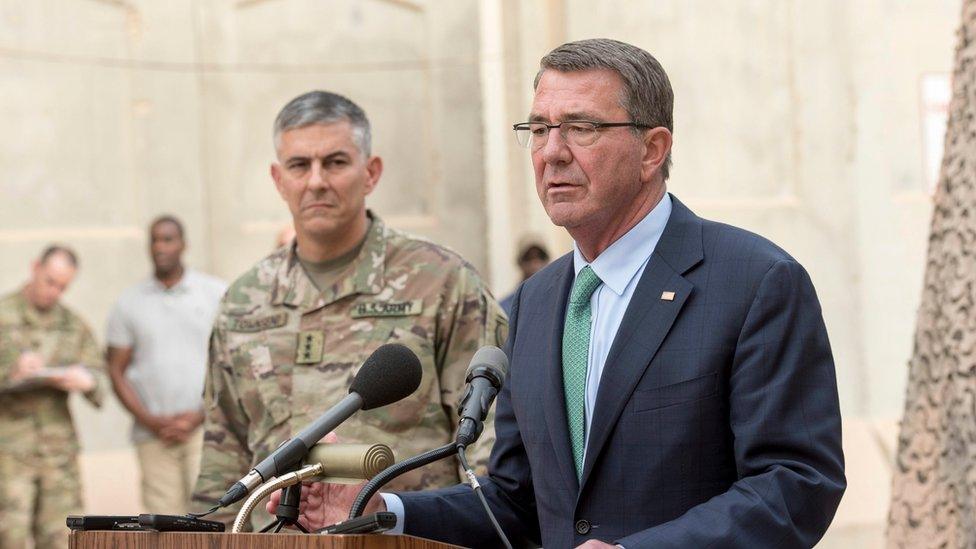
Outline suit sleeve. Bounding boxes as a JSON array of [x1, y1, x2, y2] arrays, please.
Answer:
[[617, 259, 846, 548], [400, 283, 541, 548], [190, 322, 254, 527]]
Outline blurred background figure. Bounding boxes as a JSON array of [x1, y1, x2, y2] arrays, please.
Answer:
[[498, 234, 550, 315], [887, 1, 976, 547], [105, 216, 226, 514], [274, 223, 296, 249], [0, 245, 103, 549]]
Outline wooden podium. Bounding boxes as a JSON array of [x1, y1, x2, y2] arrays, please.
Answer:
[[68, 531, 463, 548]]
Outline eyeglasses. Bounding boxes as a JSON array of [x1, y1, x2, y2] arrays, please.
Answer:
[[512, 120, 650, 149]]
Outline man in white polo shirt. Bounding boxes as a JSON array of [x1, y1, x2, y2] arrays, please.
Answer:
[[106, 215, 226, 513]]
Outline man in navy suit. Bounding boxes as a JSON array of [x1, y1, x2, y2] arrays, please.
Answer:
[[271, 38, 845, 548]]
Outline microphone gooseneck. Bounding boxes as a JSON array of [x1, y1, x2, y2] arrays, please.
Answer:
[[348, 442, 458, 520], [348, 346, 510, 520]]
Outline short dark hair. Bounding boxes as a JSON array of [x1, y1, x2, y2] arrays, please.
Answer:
[[38, 244, 78, 268], [150, 214, 185, 239]]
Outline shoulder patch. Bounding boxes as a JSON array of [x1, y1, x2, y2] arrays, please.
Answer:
[[227, 312, 288, 332], [351, 299, 423, 318]]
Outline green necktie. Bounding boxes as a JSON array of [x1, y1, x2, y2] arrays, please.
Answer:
[[562, 265, 603, 479]]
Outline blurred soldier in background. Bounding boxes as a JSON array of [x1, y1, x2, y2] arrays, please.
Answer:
[[106, 216, 226, 513], [191, 90, 507, 527], [0, 245, 103, 549]]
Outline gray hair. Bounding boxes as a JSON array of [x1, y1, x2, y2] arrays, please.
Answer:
[[535, 38, 674, 180], [273, 91, 372, 156]]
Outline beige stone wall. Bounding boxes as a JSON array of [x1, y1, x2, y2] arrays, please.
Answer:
[[0, 0, 965, 544]]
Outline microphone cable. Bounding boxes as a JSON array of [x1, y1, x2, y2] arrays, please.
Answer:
[[187, 505, 219, 518], [457, 445, 512, 549], [348, 442, 458, 519]]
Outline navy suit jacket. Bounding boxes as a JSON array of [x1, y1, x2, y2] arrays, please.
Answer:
[[399, 196, 845, 548]]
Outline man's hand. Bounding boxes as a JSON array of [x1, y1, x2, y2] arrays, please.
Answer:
[[49, 365, 95, 392], [575, 541, 619, 548], [144, 415, 185, 445], [263, 431, 386, 531], [11, 351, 44, 381], [265, 481, 386, 532], [172, 410, 205, 431], [156, 410, 204, 444], [158, 422, 191, 444]]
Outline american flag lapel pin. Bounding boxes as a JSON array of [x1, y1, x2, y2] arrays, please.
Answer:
[[661, 291, 676, 301]]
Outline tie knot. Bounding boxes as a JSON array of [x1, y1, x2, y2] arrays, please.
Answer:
[[570, 266, 602, 304]]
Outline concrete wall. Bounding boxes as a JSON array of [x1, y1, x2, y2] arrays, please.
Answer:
[[0, 0, 966, 544]]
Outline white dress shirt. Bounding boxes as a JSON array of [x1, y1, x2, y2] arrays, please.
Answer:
[[381, 193, 674, 535]]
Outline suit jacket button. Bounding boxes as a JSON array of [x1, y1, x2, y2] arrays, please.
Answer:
[[575, 519, 591, 535]]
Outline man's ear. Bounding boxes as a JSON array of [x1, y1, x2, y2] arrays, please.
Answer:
[[640, 127, 672, 183], [270, 163, 284, 196], [363, 156, 383, 196]]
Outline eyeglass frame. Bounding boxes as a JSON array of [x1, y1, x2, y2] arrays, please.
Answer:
[[512, 120, 652, 149]]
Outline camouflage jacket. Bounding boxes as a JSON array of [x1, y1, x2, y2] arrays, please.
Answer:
[[0, 290, 104, 460], [192, 213, 507, 526]]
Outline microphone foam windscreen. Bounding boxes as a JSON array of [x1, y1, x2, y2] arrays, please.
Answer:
[[350, 343, 422, 410], [466, 345, 510, 380]]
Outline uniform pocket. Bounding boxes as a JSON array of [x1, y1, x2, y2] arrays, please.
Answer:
[[225, 330, 293, 429], [355, 323, 436, 433]]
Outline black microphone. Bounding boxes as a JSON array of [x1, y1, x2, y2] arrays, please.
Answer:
[[456, 346, 509, 447], [217, 343, 422, 508]]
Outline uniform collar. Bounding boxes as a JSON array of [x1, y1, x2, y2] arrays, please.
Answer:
[[271, 210, 387, 311], [16, 287, 65, 328]]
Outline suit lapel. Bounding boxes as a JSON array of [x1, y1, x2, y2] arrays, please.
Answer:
[[538, 256, 580, 491], [579, 196, 704, 489]]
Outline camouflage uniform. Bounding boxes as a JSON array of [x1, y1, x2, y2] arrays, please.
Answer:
[[0, 290, 104, 549], [192, 213, 507, 528]]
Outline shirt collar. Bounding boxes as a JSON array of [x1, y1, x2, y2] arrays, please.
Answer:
[[573, 192, 673, 296], [147, 269, 191, 293]]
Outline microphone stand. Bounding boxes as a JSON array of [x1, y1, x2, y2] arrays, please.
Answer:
[[260, 481, 309, 533]]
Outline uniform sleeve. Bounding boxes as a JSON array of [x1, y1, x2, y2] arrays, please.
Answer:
[[191, 321, 254, 527], [75, 320, 105, 408], [435, 266, 509, 473], [0, 328, 19, 393]]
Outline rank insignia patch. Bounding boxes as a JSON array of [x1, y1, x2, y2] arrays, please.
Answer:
[[296, 331, 324, 364]]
